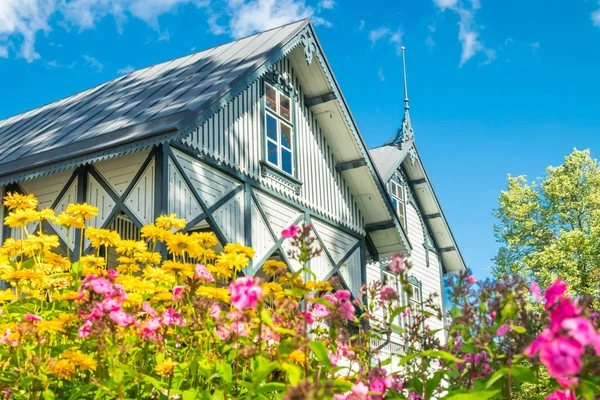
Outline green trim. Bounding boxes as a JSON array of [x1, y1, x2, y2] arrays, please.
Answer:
[[259, 161, 302, 188]]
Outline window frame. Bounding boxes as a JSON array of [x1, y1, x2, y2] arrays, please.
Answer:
[[264, 82, 295, 177], [406, 277, 424, 329], [389, 178, 406, 228]]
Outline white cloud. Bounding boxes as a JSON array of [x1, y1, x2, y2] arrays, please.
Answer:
[[0, 46, 7, 58], [82, 54, 103, 72], [0, 0, 209, 62], [433, 0, 495, 67], [318, 0, 334, 9], [530, 41, 540, 51], [592, 9, 600, 27], [117, 64, 135, 74], [359, 20, 365, 30], [378, 67, 385, 82], [369, 26, 403, 54], [433, 0, 458, 11], [226, 0, 315, 38], [46, 59, 59, 67], [426, 36, 436, 48], [207, 13, 227, 35]]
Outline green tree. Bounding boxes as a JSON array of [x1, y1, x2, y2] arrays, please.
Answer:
[[493, 149, 600, 302]]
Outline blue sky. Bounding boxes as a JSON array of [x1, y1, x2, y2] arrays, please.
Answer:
[[1, 0, 600, 279]]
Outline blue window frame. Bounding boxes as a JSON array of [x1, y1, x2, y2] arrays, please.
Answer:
[[264, 83, 294, 176]]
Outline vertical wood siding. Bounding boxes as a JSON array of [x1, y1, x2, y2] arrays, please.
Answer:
[[212, 190, 245, 244], [93, 150, 150, 197], [181, 58, 363, 234], [53, 179, 78, 250], [86, 174, 116, 229], [125, 159, 155, 226], [167, 157, 203, 223], [311, 220, 359, 264], [338, 247, 362, 298], [20, 169, 74, 210], [250, 198, 275, 264]]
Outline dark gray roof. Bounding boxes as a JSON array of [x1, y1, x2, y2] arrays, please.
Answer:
[[0, 19, 308, 181]]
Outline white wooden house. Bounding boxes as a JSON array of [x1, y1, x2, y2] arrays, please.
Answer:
[[0, 20, 464, 350]]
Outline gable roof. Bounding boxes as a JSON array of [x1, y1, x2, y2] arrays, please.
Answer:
[[369, 142, 466, 273], [0, 20, 307, 184]]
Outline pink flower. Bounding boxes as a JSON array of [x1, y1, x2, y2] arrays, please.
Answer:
[[369, 378, 388, 395], [531, 281, 543, 302], [143, 317, 163, 332], [380, 287, 399, 301], [24, 313, 42, 322], [215, 325, 231, 341], [402, 307, 412, 317], [195, 264, 214, 282], [107, 269, 119, 280], [162, 308, 186, 326], [545, 389, 577, 400], [544, 278, 567, 309], [467, 275, 477, 284], [209, 303, 221, 318], [497, 324, 509, 336], [230, 321, 249, 336], [0, 328, 17, 346], [339, 299, 355, 321], [301, 311, 314, 324], [89, 277, 113, 295], [311, 302, 331, 318], [388, 254, 404, 273], [109, 310, 134, 327], [524, 328, 552, 357], [490, 311, 496, 321], [172, 286, 186, 302], [142, 302, 158, 317], [101, 298, 122, 312], [561, 317, 599, 346], [78, 321, 93, 339], [350, 382, 369, 397], [549, 298, 581, 328], [556, 376, 579, 389], [228, 277, 263, 310], [334, 290, 351, 301], [281, 225, 300, 238], [539, 337, 583, 378]]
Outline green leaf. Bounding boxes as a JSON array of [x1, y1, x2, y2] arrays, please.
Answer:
[[445, 390, 500, 400], [419, 350, 464, 363], [182, 389, 199, 400], [425, 371, 444, 399], [511, 365, 535, 383], [42, 390, 55, 400], [216, 360, 233, 384], [281, 362, 302, 385], [309, 341, 331, 367], [579, 380, 598, 400], [255, 382, 286, 394], [260, 309, 274, 327], [509, 325, 526, 334], [484, 368, 509, 389]]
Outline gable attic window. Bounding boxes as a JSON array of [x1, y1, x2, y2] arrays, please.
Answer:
[[389, 178, 406, 227], [264, 83, 294, 176]]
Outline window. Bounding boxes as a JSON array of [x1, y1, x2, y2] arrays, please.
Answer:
[[382, 270, 402, 327], [264, 83, 294, 175], [389, 179, 406, 227], [407, 278, 423, 328]]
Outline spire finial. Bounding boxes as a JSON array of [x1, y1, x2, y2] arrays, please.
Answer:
[[401, 46, 409, 111]]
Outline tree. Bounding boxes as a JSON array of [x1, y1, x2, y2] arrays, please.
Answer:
[[493, 149, 600, 303]]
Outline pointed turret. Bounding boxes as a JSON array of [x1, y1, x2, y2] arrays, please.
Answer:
[[384, 46, 415, 151]]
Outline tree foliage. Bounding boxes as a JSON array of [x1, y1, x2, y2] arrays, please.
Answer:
[[493, 149, 600, 302]]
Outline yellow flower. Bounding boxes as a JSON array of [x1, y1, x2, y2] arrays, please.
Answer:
[[38, 208, 55, 221], [54, 212, 85, 229], [166, 233, 197, 255], [189, 232, 218, 248], [143, 268, 176, 285], [155, 214, 186, 230], [49, 359, 75, 380], [288, 350, 307, 364], [188, 247, 216, 262], [27, 233, 60, 251], [0, 289, 15, 302], [224, 243, 255, 259], [82, 266, 105, 277], [43, 252, 71, 272], [115, 240, 147, 255], [134, 251, 161, 265], [162, 260, 193, 274], [151, 291, 174, 302], [140, 224, 169, 242], [155, 358, 177, 377], [305, 281, 333, 292], [65, 203, 98, 220], [37, 318, 66, 335], [263, 260, 287, 275], [2, 269, 45, 282], [215, 252, 250, 273], [63, 350, 97, 371], [4, 192, 38, 210], [116, 263, 141, 274], [123, 292, 143, 306], [54, 291, 79, 301], [46, 275, 72, 290], [4, 209, 39, 228], [262, 282, 283, 296], [196, 286, 230, 302], [80, 255, 106, 269], [85, 227, 120, 248], [206, 263, 232, 280], [117, 256, 136, 264]]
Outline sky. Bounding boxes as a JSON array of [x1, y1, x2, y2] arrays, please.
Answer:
[[1, 0, 600, 280]]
